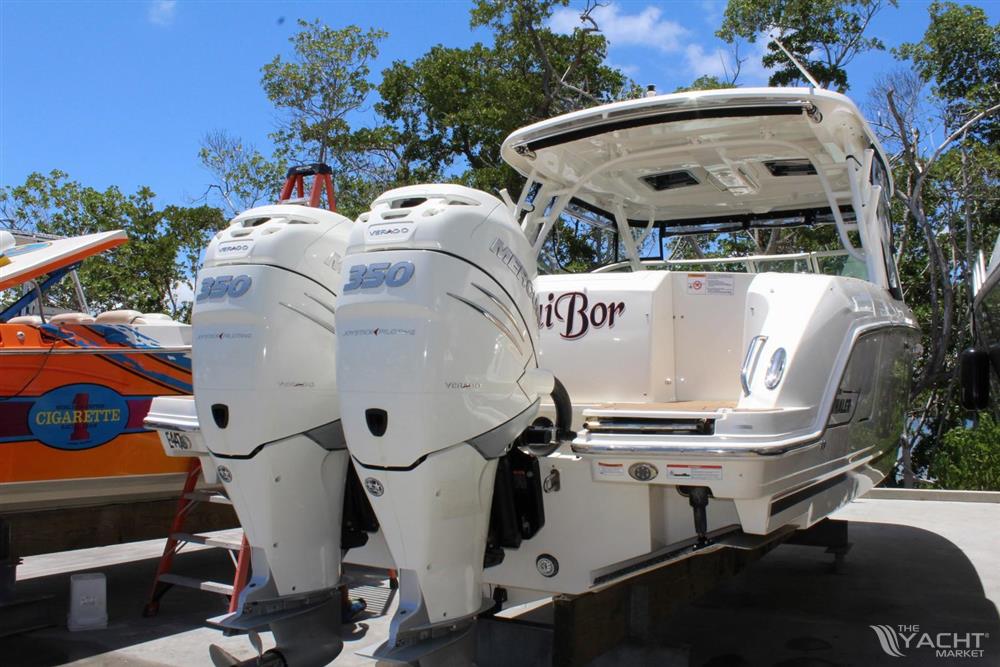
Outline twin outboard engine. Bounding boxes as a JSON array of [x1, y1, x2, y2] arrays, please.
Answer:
[[335, 185, 556, 660], [192, 203, 353, 666]]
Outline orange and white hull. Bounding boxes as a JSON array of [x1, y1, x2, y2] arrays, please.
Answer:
[[0, 322, 192, 511]]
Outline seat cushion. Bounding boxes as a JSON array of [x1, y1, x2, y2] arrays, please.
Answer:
[[49, 312, 96, 324], [95, 309, 143, 324], [6, 315, 42, 325]]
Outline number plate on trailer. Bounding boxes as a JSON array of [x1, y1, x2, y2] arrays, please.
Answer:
[[157, 428, 208, 457]]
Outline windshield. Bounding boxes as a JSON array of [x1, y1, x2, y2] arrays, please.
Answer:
[[539, 201, 866, 278]]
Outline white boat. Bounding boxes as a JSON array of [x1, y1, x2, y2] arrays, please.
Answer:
[[146, 89, 919, 666], [333, 87, 919, 662]]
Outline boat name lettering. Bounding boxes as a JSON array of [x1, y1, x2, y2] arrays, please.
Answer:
[[539, 292, 625, 340], [27, 384, 131, 451], [35, 408, 121, 426]]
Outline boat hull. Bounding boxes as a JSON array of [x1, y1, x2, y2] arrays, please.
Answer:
[[0, 323, 192, 511]]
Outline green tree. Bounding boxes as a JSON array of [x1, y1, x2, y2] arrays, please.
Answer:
[[930, 415, 1000, 490], [717, 0, 897, 91], [895, 1, 1000, 138], [674, 75, 738, 93], [261, 20, 387, 163], [377, 0, 633, 199], [0, 170, 224, 321], [867, 3, 1000, 485], [198, 130, 287, 217]]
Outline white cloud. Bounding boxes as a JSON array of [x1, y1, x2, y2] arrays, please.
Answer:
[[699, 0, 724, 27], [550, 3, 774, 87], [148, 0, 177, 26], [684, 44, 731, 78], [609, 62, 640, 77], [549, 3, 688, 53], [684, 37, 774, 85]]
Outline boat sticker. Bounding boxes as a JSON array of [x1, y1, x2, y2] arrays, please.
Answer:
[[686, 273, 734, 296], [5, 241, 52, 257], [367, 223, 415, 243], [666, 464, 723, 480], [26, 384, 133, 450], [197, 274, 253, 302], [828, 390, 859, 426], [216, 240, 254, 259], [595, 461, 626, 478]]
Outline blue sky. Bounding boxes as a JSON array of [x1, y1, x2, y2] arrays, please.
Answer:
[[1, 1, 997, 211]]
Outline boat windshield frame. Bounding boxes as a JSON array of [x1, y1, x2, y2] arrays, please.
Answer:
[[512, 130, 899, 297]]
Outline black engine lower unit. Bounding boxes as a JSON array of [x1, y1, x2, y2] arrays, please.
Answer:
[[485, 446, 545, 568], [342, 462, 379, 550]]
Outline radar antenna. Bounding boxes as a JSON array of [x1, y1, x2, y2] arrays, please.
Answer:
[[772, 36, 822, 89]]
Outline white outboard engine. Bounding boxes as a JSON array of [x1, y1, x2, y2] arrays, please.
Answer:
[[193, 203, 353, 666], [336, 185, 560, 662]]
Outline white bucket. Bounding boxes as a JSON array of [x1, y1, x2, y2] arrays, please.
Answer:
[[67, 572, 108, 631]]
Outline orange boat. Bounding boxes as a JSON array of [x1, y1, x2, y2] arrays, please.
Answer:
[[0, 228, 192, 513]]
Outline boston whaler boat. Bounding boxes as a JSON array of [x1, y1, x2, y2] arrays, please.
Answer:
[[146, 88, 918, 666], [0, 228, 192, 513], [333, 87, 918, 662]]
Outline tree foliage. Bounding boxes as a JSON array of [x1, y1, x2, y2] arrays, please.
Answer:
[[895, 1, 1000, 138], [261, 20, 387, 163], [930, 415, 1000, 490], [377, 0, 633, 199], [198, 129, 287, 217], [866, 2, 1000, 484], [0, 171, 224, 321], [717, 0, 897, 91], [674, 75, 738, 93]]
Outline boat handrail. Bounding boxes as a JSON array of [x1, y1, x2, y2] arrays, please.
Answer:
[[591, 249, 851, 274], [0, 226, 68, 242]]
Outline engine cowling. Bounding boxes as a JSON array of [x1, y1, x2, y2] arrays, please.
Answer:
[[335, 184, 549, 652], [193, 204, 352, 666]]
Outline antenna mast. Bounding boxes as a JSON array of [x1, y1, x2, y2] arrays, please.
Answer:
[[772, 36, 822, 89]]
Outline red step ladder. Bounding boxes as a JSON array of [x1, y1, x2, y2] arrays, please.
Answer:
[[143, 459, 251, 617], [278, 163, 336, 211]]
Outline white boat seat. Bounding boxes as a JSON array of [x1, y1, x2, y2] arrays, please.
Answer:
[[95, 309, 144, 324], [49, 312, 96, 324], [139, 313, 176, 324], [6, 315, 42, 325]]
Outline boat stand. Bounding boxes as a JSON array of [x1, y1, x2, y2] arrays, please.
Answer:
[[478, 519, 851, 667]]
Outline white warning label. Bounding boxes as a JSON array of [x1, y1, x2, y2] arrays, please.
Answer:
[[666, 464, 723, 480], [595, 461, 626, 478], [686, 273, 735, 295]]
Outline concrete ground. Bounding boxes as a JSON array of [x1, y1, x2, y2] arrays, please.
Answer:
[[2, 495, 998, 666]]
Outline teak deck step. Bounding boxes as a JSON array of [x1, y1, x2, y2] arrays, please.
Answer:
[[594, 401, 737, 413]]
